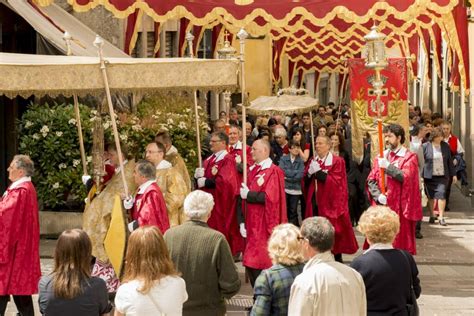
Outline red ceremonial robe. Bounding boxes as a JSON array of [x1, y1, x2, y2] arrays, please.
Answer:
[[243, 159, 287, 270], [304, 153, 358, 255], [0, 178, 41, 295], [131, 181, 170, 234], [201, 151, 243, 255], [367, 148, 422, 255]]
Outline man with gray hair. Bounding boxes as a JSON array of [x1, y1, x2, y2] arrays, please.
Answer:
[[271, 126, 289, 165], [288, 217, 366, 315], [123, 160, 169, 233], [164, 190, 240, 316], [0, 155, 40, 316]]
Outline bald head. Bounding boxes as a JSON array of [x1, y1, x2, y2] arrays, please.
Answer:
[[251, 139, 271, 163]]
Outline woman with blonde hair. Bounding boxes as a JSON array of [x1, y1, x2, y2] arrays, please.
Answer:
[[250, 223, 305, 315], [38, 229, 111, 315], [350, 206, 421, 315], [114, 226, 187, 316]]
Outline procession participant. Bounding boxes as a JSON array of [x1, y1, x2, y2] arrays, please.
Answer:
[[83, 142, 137, 293], [123, 160, 169, 234], [194, 131, 243, 255], [155, 130, 191, 190], [304, 135, 358, 262], [0, 155, 40, 316], [228, 125, 254, 175], [239, 139, 287, 287], [81, 150, 115, 193], [367, 123, 422, 255], [145, 141, 188, 226]]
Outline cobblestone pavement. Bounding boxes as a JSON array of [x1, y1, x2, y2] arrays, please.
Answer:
[[5, 187, 474, 315]]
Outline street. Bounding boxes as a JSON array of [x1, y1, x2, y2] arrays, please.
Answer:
[[6, 187, 474, 315]]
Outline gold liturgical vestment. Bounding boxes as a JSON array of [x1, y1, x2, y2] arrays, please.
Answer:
[[155, 160, 189, 226], [165, 145, 191, 191], [83, 160, 137, 262]]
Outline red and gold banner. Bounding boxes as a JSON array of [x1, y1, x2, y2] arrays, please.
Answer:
[[348, 58, 409, 163]]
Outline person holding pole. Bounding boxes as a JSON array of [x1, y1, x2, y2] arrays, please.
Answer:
[[83, 142, 137, 293], [366, 123, 422, 255], [194, 131, 243, 256], [239, 139, 287, 287]]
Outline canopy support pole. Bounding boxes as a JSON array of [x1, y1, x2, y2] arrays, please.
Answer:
[[186, 32, 203, 168], [73, 94, 88, 175], [94, 35, 129, 197], [238, 28, 249, 184]]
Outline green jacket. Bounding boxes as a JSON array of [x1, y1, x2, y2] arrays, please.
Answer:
[[164, 220, 241, 316]]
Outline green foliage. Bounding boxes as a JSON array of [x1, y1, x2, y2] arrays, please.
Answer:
[[18, 103, 93, 210], [17, 95, 207, 210]]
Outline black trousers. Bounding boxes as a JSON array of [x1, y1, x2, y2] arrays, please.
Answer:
[[0, 295, 34, 316], [286, 193, 301, 226], [246, 267, 262, 288], [445, 176, 453, 210]]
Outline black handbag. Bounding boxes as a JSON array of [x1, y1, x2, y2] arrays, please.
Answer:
[[400, 250, 420, 316]]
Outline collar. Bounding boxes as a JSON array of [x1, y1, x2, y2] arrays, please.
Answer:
[[232, 141, 243, 150], [364, 243, 394, 254], [3, 177, 32, 198], [211, 150, 227, 163], [304, 251, 335, 270], [137, 179, 155, 194], [384, 146, 407, 158], [156, 160, 172, 170], [411, 136, 421, 143], [257, 157, 273, 170], [167, 145, 178, 156], [315, 152, 333, 167], [114, 160, 128, 173]]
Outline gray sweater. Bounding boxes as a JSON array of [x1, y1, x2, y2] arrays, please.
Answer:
[[164, 220, 241, 316]]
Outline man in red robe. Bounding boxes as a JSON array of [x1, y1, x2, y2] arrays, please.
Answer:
[[239, 139, 287, 287], [228, 124, 254, 186], [367, 123, 422, 255], [124, 160, 169, 234], [194, 131, 243, 255], [305, 135, 358, 262], [0, 155, 40, 316]]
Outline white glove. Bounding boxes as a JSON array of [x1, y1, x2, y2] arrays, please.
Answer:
[[239, 223, 247, 238], [123, 196, 134, 210], [240, 183, 249, 199], [194, 167, 205, 179], [378, 157, 390, 169], [308, 159, 321, 175], [197, 177, 206, 188], [82, 175, 91, 185], [127, 220, 138, 232], [377, 194, 387, 205]]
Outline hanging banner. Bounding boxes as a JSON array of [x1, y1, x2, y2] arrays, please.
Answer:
[[348, 58, 409, 163]]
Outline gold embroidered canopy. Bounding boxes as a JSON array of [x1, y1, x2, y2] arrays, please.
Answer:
[[33, 0, 470, 93], [0, 53, 239, 98]]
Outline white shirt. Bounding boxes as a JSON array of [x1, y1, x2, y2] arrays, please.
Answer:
[[289, 251, 366, 316], [156, 160, 172, 170], [115, 276, 188, 316], [137, 180, 156, 194]]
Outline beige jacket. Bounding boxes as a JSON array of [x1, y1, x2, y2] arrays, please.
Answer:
[[289, 251, 367, 316]]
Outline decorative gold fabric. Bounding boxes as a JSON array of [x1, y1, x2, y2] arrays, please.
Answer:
[[166, 152, 192, 192], [156, 166, 189, 226], [83, 160, 137, 262], [0, 53, 239, 99], [103, 194, 127, 276]]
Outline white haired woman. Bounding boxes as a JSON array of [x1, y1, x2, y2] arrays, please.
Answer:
[[250, 223, 305, 316], [350, 206, 421, 315], [164, 190, 241, 316]]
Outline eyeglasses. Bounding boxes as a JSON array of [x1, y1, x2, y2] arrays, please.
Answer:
[[297, 236, 306, 241], [210, 139, 224, 143]]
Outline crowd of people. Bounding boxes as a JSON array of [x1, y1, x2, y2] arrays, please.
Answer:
[[0, 101, 465, 315]]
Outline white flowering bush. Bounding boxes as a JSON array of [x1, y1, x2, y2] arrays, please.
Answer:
[[118, 94, 208, 172], [18, 103, 93, 210], [18, 95, 207, 210]]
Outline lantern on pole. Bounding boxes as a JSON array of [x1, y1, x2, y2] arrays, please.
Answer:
[[218, 31, 237, 128], [364, 25, 388, 194]]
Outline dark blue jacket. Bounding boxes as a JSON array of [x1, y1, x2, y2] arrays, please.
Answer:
[[278, 154, 305, 192]]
